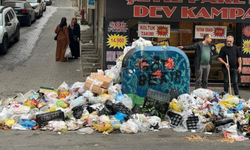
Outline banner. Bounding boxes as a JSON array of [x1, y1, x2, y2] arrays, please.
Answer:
[[103, 20, 129, 69], [87, 0, 95, 9], [195, 25, 227, 39], [241, 23, 250, 83], [138, 24, 170, 38], [106, 0, 250, 23]]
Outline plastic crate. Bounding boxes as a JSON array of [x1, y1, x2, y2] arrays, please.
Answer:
[[36, 110, 65, 128], [166, 111, 182, 126], [186, 115, 199, 130]]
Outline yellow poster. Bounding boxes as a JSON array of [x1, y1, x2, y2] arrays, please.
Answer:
[[243, 40, 250, 54], [107, 34, 128, 49]]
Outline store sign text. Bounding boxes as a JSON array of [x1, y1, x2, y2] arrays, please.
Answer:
[[138, 24, 170, 38], [133, 6, 250, 20], [195, 25, 227, 39]]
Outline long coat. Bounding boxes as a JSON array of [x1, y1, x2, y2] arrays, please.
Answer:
[[68, 23, 80, 58], [54, 25, 70, 62]]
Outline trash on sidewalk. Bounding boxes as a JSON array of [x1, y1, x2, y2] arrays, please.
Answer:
[[0, 37, 249, 142]]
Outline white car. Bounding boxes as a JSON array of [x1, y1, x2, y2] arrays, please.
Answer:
[[26, 0, 43, 18], [0, 6, 20, 54]]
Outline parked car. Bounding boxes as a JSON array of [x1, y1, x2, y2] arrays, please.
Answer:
[[41, 0, 46, 11], [0, 6, 20, 54], [26, 0, 43, 18], [45, 0, 52, 5], [4, 1, 36, 26]]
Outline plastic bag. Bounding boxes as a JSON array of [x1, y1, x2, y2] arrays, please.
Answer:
[[108, 86, 119, 98], [48, 121, 67, 132], [99, 115, 110, 124], [88, 115, 99, 126], [70, 82, 85, 93], [131, 115, 150, 132], [110, 120, 121, 130], [5, 119, 15, 127], [11, 104, 30, 114], [56, 100, 68, 108], [59, 92, 70, 99], [20, 114, 33, 120], [14, 93, 27, 103], [72, 106, 84, 119], [77, 127, 94, 134], [122, 95, 133, 109], [148, 116, 161, 129], [113, 102, 132, 116], [65, 46, 71, 57], [120, 119, 139, 134], [11, 124, 28, 130], [105, 65, 120, 84], [58, 81, 69, 93], [66, 120, 79, 131], [18, 119, 37, 128], [114, 112, 127, 121], [70, 96, 87, 108], [169, 100, 182, 112], [115, 93, 124, 102], [0, 107, 14, 120], [23, 99, 38, 109], [44, 92, 58, 104], [191, 88, 213, 100], [92, 121, 113, 134]]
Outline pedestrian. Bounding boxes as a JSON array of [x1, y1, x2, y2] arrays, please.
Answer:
[[218, 35, 242, 97], [68, 17, 80, 59], [54, 17, 70, 62], [177, 34, 213, 89]]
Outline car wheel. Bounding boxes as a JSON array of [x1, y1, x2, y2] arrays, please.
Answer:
[[27, 16, 31, 26], [0, 37, 8, 55], [14, 27, 20, 43]]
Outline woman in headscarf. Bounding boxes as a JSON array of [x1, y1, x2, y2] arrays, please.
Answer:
[[54, 17, 70, 62], [68, 17, 81, 59]]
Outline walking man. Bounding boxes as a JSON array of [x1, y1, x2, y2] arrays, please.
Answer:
[[218, 35, 242, 97], [178, 34, 213, 89]]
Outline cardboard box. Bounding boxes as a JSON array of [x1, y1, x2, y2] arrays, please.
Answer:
[[96, 75, 113, 89], [90, 72, 98, 79]]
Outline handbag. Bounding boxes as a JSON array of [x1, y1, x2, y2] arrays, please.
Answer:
[[54, 28, 61, 41], [73, 35, 78, 42]]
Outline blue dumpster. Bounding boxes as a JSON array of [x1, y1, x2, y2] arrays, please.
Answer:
[[121, 46, 190, 105]]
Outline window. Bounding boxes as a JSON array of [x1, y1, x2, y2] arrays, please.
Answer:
[[7, 11, 13, 21], [5, 14, 10, 24]]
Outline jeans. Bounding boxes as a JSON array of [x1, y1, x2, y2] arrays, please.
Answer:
[[223, 68, 239, 95], [195, 65, 210, 89]]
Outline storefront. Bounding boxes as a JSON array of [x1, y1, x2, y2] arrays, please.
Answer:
[[103, 0, 250, 84]]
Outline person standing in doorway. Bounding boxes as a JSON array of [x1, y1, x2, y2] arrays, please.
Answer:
[[218, 35, 242, 97], [55, 17, 70, 62], [68, 17, 81, 59], [178, 34, 213, 89]]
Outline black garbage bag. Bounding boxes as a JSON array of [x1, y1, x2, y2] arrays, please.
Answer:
[[98, 100, 117, 116], [213, 118, 234, 127], [87, 106, 96, 114], [113, 102, 132, 116], [72, 106, 84, 119]]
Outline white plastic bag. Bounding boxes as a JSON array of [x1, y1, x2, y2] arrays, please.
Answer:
[[48, 121, 66, 132], [65, 46, 71, 57], [122, 94, 133, 109], [11, 124, 28, 131], [70, 82, 85, 93], [11, 104, 30, 114], [77, 127, 94, 134], [58, 81, 69, 93], [120, 119, 139, 134], [44, 92, 58, 104]]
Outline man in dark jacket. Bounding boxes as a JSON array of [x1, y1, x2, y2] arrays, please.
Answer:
[[218, 35, 242, 97], [178, 34, 213, 89]]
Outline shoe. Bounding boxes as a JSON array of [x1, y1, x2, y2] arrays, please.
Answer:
[[235, 95, 241, 99]]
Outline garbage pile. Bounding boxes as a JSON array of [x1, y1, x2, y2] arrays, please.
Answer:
[[0, 37, 249, 143]]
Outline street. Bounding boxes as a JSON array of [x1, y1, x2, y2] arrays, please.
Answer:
[[0, 0, 250, 150], [0, 0, 82, 99]]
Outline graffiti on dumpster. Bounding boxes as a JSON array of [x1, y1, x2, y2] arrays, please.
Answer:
[[122, 46, 190, 105]]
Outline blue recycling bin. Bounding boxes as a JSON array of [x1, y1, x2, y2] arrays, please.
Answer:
[[121, 46, 190, 105]]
